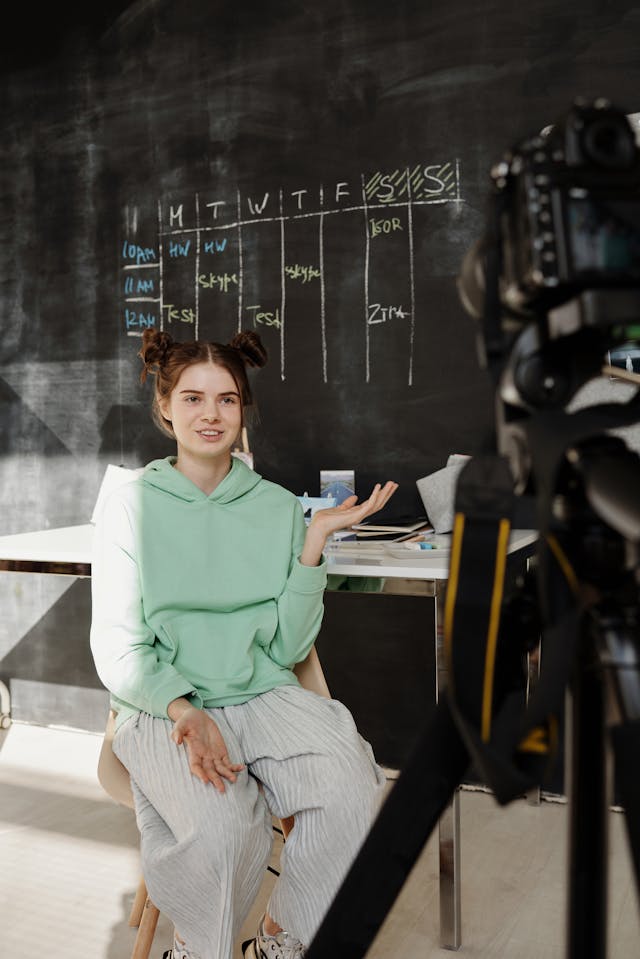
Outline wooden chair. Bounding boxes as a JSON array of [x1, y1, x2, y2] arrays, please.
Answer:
[[97, 647, 331, 959]]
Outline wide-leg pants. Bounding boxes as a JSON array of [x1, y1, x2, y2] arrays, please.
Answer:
[[113, 684, 387, 959]]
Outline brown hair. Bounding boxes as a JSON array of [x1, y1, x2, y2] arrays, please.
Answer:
[[138, 328, 268, 438]]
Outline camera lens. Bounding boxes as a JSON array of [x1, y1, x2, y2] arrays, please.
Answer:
[[581, 116, 636, 170]]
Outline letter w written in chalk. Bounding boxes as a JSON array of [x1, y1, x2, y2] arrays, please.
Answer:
[[247, 193, 270, 216]]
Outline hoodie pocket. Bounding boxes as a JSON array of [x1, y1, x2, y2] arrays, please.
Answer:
[[157, 610, 259, 690]]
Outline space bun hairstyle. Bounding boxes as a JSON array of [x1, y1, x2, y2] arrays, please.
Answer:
[[138, 328, 268, 438]]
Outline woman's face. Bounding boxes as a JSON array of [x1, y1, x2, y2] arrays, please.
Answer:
[[159, 361, 243, 465]]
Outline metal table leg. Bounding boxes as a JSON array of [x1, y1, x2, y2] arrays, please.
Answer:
[[439, 788, 462, 948], [0, 679, 11, 728]]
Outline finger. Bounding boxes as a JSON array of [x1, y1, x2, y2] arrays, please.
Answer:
[[191, 759, 224, 791], [209, 772, 226, 793], [376, 482, 398, 506], [346, 486, 396, 522], [365, 481, 397, 509], [203, 761, 227, 792], [215, 757, 244, 781]]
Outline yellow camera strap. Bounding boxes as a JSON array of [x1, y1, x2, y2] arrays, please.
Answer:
[[444, 454, 565, 803]]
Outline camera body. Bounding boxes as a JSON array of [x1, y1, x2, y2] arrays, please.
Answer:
[[459, 98, 640, 335], [495, 98, 640, 318], [458, 99, 640, 491]]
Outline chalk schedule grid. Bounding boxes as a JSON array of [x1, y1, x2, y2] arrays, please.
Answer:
[[121, 161, 463, 387]]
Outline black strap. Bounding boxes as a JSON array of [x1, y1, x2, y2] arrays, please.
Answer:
[[444, 454, 581, 803]]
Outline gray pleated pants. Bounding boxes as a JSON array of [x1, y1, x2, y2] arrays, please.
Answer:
[[113, 684, 387, 959]]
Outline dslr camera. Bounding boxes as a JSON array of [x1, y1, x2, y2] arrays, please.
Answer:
[[458, 98, 640, 489]]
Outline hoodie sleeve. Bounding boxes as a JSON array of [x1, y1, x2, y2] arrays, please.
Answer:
[[268, 500, 328, 668], [89, 488, 203, 718]]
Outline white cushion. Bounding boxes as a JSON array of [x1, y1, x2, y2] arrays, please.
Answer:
[[91, 464, 144, 524]]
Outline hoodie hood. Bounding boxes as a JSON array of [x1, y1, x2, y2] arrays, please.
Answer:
[[141, 455, 263, 504]]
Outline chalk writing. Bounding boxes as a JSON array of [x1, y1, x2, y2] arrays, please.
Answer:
[[122, 242, 157, 264], [203, 237, 228, 253], [125, 309, 157, 331], [363, 163, 458, 204], [163, 304, 196, 324], [246, 305, 282, 329], [247, 194, 270, 216], [284, 264, 321, 283], [369, 217, 403, 238], [168, 240, 191, 257], [124, 276, 156, 294], [367, 303, 409, 325], [122, 159, 464, 377], [198, 272, 238, 292]]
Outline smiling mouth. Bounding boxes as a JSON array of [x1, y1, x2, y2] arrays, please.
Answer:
[[198, 430, 223, 437]]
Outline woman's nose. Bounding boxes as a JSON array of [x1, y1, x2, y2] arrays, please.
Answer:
[[201, 402, 220, 421]]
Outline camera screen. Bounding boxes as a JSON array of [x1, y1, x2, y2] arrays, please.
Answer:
[[567, 196, 640, 278]]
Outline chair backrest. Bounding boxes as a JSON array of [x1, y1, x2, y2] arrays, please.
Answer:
[[97, 646, 331, 807], [98, 709, 135, 808], [293, 644, 331, 699]]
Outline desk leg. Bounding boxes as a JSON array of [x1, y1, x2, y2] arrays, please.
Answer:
[[0, 679, 11, 728], [439, 789, 462, 949], [435, 582, 462, 950]]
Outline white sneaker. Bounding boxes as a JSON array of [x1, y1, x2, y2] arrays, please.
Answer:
[[242, 918, 305, 959], [162, 934, 197, 959]]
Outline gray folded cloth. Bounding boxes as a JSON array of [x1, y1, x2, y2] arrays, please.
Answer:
[[416, 459, 469, 533]]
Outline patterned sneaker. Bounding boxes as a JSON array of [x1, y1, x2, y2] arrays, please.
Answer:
[[242, 918, 306, 959], [162, 935, 196, 959]]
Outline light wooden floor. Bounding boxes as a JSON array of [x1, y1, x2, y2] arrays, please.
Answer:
[[1, 721, 638, 959]]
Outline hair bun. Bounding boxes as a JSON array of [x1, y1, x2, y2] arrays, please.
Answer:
[[138, 329, 175, 382], [229, 330, 268, 369]]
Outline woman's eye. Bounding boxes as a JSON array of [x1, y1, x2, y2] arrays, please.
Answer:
[[185, 395, 200, 403], [221, 396, 238, 405]]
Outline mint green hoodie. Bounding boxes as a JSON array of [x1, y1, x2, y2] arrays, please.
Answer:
[[90, 456, 328, 729]]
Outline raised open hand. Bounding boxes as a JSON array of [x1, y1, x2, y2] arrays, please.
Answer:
[[299, 481, 398, 567], [310, 481, 398, 538]]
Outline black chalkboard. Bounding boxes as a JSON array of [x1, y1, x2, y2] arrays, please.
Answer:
[[3, 1, 640, 531], [2, 1, 640, 737]]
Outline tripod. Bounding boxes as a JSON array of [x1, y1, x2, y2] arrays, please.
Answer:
[[305, 420, 640, 959]]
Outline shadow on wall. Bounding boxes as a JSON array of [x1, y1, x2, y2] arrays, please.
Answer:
[[98, 404, 173, 467], [0, 579, 110, 731]]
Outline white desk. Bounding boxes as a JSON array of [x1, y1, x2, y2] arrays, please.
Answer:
[[0, 523, 537, 950], [326, 529, 536, 580], [0, 523, 94, 575]]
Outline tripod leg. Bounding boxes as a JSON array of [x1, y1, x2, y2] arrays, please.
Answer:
[[566, 632, 608, 959], [305, 692, 469, 959], [610, 721, 640, 888], [600, 616, 640, 894]]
